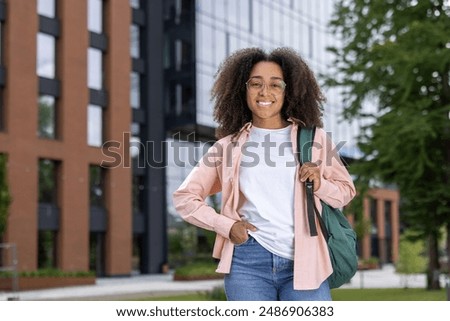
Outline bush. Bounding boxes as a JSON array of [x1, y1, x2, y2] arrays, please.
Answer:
[[396, 231, 427, 275], [359, 257, 380, 269], [205, 286, 227, 300], [173, 260, 221, 280], [0, 269, 95, 278]]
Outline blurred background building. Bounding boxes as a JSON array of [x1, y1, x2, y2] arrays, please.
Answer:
[[0, 0, 399, 278]]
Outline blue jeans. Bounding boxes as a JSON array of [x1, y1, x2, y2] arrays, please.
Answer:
[[224, 236, 331, 301]]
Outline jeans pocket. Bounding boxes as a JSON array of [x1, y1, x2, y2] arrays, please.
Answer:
[[234, 235, 253, 247]]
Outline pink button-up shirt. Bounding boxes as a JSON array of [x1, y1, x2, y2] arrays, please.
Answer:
[[173, 121, 356, 290]]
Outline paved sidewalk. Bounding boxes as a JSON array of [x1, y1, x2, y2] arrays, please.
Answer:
[[0, 264, 444, 301], [340, 264, 428, 289], [0, 273, 224, 301]]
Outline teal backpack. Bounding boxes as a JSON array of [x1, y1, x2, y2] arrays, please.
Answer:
[[298, 127, 358, 289]]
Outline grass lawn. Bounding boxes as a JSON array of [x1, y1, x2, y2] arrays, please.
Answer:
[[331, 288, 446, 301], [138, 288, 447, 301], [142, 293, 209, 301]]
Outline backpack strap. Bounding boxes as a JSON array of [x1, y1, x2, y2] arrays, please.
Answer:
[[297, 127, 318, 236], [297, 126, 330, 239], [299, 126, 315, 165]]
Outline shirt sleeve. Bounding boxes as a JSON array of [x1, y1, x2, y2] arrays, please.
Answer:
[[172, 142, 237, 239]]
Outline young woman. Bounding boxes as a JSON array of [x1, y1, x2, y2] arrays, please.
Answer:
[[173, 47, 356, 301]]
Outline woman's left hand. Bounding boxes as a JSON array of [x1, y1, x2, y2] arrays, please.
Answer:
[[299, 162, 321, 192]]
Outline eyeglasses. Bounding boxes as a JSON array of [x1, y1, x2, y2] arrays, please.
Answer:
[[245, 78, 286, 95]]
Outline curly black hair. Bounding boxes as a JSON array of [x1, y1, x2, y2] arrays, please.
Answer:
[[211, 47, 325, 139]]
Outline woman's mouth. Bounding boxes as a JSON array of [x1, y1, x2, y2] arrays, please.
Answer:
[[257, 101, 273, 107]]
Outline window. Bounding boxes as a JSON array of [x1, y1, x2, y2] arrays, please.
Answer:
[[0, 88, 4, 131], [174, 40, 192, 71], [38, 230, 57, 269], [89, 165, 106, 275], [38, 159, 58, 203], [88, 104, 103, 147], [87, 0, 106, 146], [37, 0, 56, 18], [89, 165, 105, 207], [88, 0, 103, 33], [0, 20, 3, 66], [130, 24, 140, 59], [38, 95, 57, 139], [130, 122, 143, 166], [174, 84, 193, 116], [384, 200, 392, 236], [130, 0, 140, 9], [132, 174, 145, 213], [37, 33, 56, 78], [370, 198, 378, 235], [130, 72, 140, 109], [89, 232, 105, 275], [88, 48, 103, 90]]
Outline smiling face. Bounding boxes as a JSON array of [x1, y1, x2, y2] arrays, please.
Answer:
[[246, 61, 286, 129]]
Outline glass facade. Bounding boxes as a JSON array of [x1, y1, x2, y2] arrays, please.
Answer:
[[194, 0, 362, 159], [129, 0, 145, 234], [166, 137, 213, 219]]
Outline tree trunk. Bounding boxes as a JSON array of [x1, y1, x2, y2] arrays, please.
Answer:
[[427, 233, 441, 290]]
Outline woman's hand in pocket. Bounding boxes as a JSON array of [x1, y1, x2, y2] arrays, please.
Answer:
[[229, 221, 257, 245]]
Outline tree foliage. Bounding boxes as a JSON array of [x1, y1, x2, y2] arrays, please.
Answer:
[[326, 0, 450, 289], [396, 230, 427, 277]]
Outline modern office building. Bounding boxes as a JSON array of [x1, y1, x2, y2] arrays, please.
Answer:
[[0, 0, 399, 280]]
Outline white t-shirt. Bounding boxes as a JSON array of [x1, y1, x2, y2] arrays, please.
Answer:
[[238, 125, 296, 259]]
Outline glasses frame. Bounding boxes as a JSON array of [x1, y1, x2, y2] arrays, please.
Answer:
[[245, 78, 287, 95]]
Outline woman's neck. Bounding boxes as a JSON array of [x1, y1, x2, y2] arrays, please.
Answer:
[[252, 118, 290, 129]]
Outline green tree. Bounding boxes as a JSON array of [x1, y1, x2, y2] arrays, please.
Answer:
[[396, 230, 428, 288], [326, 0, 450, 289]]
